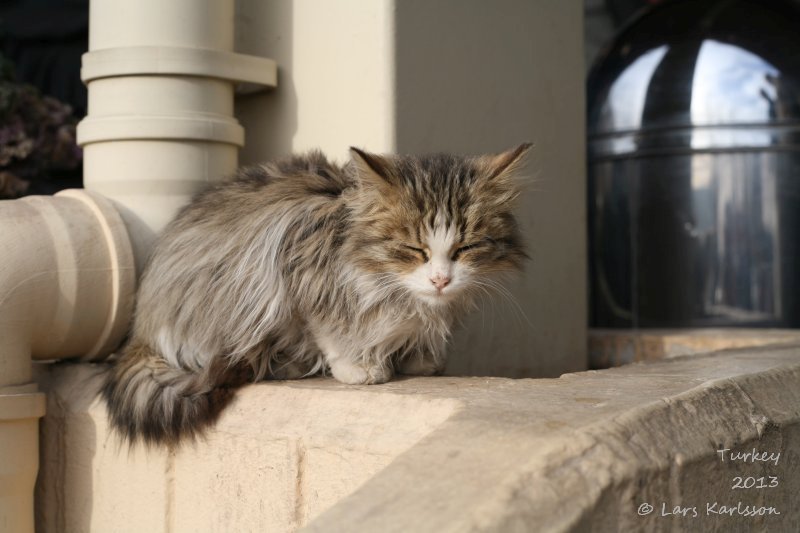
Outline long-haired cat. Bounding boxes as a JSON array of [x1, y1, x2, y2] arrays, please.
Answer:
[[102, 144, 530, 445]]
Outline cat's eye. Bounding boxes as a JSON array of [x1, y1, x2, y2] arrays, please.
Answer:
[[452, 238, 495, 260], [451, 243, 481, 260], [402, 245, 429, 262]]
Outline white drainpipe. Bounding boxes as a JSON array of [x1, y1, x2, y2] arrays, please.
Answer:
[[0, 0, 275, 530], [0, 190, 134, 533], [80, 0, 276, 270]]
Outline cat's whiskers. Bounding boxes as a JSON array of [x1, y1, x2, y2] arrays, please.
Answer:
[[464, 281, 495, 334], [471, 278, 531, 329]]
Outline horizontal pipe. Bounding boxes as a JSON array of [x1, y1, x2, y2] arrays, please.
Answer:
[[0, 190, 135, 369]]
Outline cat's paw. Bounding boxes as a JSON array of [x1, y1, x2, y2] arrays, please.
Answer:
[[330, 358, 392, 385], [397, 356, 444, 376]]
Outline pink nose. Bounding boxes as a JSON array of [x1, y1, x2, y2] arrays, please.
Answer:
[[430, 275, 451, 290]]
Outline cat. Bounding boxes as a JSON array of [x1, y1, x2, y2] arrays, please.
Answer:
[[101, 144, 530, 445]]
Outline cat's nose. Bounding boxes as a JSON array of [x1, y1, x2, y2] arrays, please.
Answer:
[[430, 274, 451, 290]]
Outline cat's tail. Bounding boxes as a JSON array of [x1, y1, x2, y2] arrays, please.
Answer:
[[101, 341, 252, 446]]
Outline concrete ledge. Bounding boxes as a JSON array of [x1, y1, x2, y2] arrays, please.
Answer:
[[35, 346, 800, 532], [589, 328, 800, 368]]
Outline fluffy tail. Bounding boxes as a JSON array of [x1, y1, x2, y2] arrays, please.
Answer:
[[101, 341, 252, 446]]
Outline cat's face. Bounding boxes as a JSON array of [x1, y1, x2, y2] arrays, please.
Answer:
[[348, 144, 529, 307]]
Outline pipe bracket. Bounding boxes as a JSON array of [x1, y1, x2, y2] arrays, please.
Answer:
[[81, 46, 277, 88]]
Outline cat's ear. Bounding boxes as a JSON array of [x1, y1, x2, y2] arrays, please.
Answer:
[[350, 147, 396, 189], [482, 142, 533, 182]]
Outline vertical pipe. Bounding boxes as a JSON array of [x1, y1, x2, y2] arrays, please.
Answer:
[[0, 2, 274, 529], [79, 0, 255, 272]]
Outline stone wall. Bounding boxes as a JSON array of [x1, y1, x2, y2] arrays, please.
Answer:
[[35, 345, 800, 531]]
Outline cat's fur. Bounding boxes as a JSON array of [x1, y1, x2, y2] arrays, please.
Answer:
[[102, 144, 530, 445]]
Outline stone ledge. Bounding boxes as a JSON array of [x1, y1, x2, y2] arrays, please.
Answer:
[[589, 328, 800, 368], [34, 346, 800, 532]]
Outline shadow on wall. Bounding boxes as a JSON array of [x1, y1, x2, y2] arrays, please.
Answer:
[[393, 0, 587, 378], [234, 0, 298, 164]]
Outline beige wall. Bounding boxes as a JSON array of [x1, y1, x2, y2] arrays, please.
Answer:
[[234, 0, 586, 377], [235, 0, 397, 159]]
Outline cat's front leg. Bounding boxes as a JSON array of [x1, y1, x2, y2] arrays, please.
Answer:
[[315, 333, 393, 385]]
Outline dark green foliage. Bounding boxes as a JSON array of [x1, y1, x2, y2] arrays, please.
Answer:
[[0, 52, 81, 198]]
